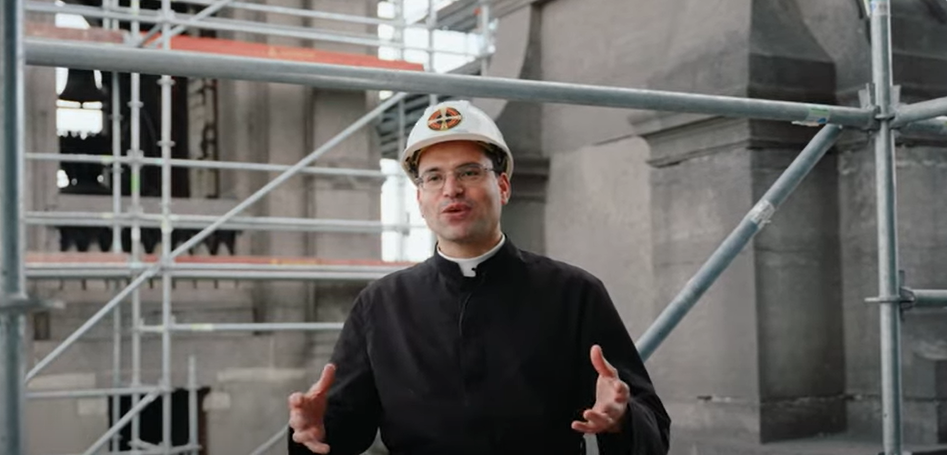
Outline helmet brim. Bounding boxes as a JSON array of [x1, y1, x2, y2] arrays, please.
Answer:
[[401, 133, 514, 180]]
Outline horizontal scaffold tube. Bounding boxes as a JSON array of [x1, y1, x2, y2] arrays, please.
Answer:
[[25, 211, 422, 234], [892, 95, 947, 127], [24, 39, 880, 129], [26, 153, 392, 179]]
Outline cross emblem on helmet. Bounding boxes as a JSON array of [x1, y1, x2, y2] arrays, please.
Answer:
[[427, 107, 463, 131]]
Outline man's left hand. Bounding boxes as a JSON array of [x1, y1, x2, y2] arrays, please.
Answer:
[[571, 344, 630, 434]]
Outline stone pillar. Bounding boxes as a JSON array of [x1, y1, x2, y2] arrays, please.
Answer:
[[636, 0, 848, 446], [216, 0, 381, 370], [216, 4, 268, 258], [212, 2, 383, 452], [307, 89, 382, 367], [24, 9, 58, 254], [473, 5, 550, 254]]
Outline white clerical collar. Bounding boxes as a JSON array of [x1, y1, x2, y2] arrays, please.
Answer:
[[437, 235, 506, 277]]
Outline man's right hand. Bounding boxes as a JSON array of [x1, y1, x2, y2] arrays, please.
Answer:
[[289, 363, 336, 454]]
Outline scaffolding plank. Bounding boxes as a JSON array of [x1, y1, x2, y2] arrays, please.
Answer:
[[160, 34, 424, 71], [25, 22, 425, 71], [25, 22, 124, 44]]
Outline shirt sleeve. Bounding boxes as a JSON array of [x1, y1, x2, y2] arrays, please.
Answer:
[[576, 276, 671, 455], [287, 294, 382, 455]]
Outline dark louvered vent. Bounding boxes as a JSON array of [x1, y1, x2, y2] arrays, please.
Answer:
[[56, 227, 240, 255]]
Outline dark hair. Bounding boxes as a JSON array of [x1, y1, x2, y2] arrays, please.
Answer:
[[479, 142, 508, 175], [408, 141, 507, 178]]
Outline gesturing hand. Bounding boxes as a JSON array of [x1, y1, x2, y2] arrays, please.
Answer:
[[288, 364, 336, 454], [571, 345, 630, 434]]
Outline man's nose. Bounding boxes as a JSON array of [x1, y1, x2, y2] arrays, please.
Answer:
[[441, 174, 464, 196]]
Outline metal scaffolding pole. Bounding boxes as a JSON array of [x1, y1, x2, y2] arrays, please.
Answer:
[[187, 357, 198, 455], [905, 289, 947, 309], [26, 262, 408, 274], [108, 4, 123, 254], [426, 0, 438, 106], [159, 0, 174, 451], [167, 262, 406, 274], [396, 98, 407, 261], [393, 0, 405, 80], [170, 270, 387, 281], [248, 427, 288, 455], [25, 211, 419, 234], [637, 124, 843, 360], [870, 1, 903, 454], [26, 269, 391, 281], [139, 322, 344, 333], [898, 116, 947, 136], [27, 386, 161, 400], [107, 2, 124, 453], [129, 1, 145, 451], [26, 153, 392, 179], [82, 388, 161, 455], [26, 271, 151, 382], [24, 39, 882, 130], [0, 0, 26, 451], [49, 445, 202, 455], [892, 95, 947, 127], [478, 0, 490, 74]]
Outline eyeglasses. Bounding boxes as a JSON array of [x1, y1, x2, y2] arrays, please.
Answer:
[[415, 163, 497, 191]]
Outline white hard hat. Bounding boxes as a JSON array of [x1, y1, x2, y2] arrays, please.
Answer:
[[400, 99, 513, 179]]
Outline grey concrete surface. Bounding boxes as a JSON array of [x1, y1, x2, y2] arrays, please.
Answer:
[[544, 136, 654, 339], [750, 145, 846, 441], [648, 148, 761, 435], [24, 59, 58, 253]]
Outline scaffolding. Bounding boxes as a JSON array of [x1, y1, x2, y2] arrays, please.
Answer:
[[8, 1, 485, 454], [1, 0, 947, 455]]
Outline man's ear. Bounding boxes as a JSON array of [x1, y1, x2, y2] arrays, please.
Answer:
[[498, 173, 512, 205]]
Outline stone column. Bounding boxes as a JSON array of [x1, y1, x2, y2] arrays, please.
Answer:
[[473, 5, 551, 254], [24, 11, 58, 253], [636, 0, 848, 446]]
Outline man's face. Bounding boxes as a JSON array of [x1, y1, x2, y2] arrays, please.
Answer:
[[415, 140, 511, 247]]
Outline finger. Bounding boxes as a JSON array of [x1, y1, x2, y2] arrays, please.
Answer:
[[583, 409, 615, 430], [303, 440, 331, 454], [590, 345, 617, 378], [571, 416, 609, 434], [293, 428, 329, 454], [288, 409, 310, 431], [613, 380, 630, 401], [308, 363, 337, 397], [292, 428, 315, 443], [288, 392, 305, 408], [571, 420, 597, 433]]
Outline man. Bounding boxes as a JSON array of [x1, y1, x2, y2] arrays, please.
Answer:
[[287, 100, 670, 455]]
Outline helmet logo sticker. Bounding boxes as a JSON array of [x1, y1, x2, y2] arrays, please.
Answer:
[[427, 107, 463, 131]]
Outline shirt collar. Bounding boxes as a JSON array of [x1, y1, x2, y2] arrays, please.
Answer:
[[437, 234, 506, 277], [429, 233, 525, 286]]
